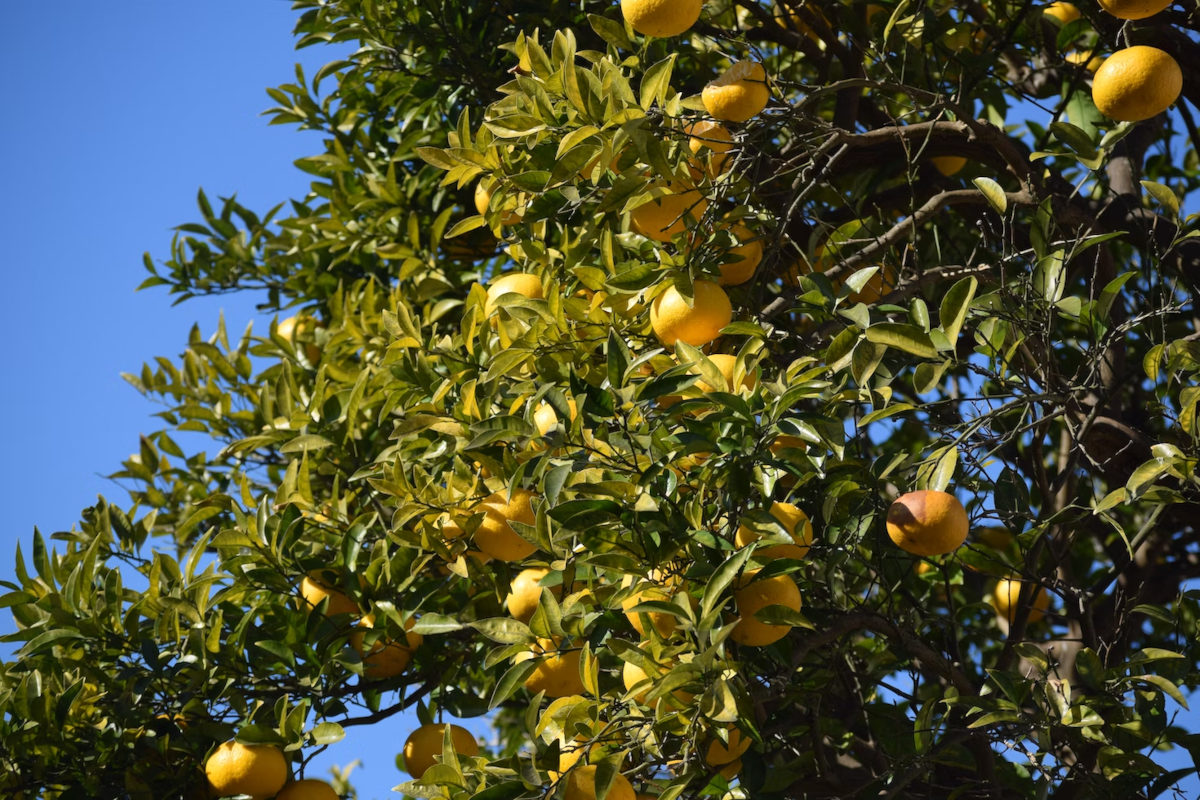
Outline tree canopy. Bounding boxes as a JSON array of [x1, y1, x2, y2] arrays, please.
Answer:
[[4, 1, 1200, 798]]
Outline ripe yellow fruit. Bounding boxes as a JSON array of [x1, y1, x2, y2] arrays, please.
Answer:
[[621, 572, 686, 637], [622, 655, 694, 706], [718, 224, 762, 286], [564, 765, 636, 800], [485, 272, 544, 318], [524, 638, 587, 697], [931, 156, 967, 177], [403, 723, 480, 778], [705, 728, 751, 766], [276, 315, 324, 364], [1097, 0, 1171, 19], [1043, 2, 1081, 24], [277, 779, 340, 800], [1092, 46, 1182, 122], [1064, 50, 1104, 73], [533, 396, 578, 435], [886, 490, 969, 556], [474, 488, 539, 561], [730, 570, 802, 646], [204, 741, 288, 800], [621, 0, 702, 37], [650, 280, 733, 348], [474, 179, 522, 225], [703, 61, 770, 123], [685, 120, 734, 177], [506, 567, 550, 622], [735, 502, 813, 560], [298, 570, 359, 618], [630, 183, 708, 242], [992, 579, 1051, 624], [351, 614, 423, 679]]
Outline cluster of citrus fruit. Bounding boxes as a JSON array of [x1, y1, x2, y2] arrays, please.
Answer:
[[1044, 0, 1181, 121]]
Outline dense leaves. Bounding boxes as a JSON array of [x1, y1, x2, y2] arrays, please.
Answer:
[[4, 1, 1200, 799]]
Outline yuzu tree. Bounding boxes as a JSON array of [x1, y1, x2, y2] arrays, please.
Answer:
[[4, 1, 1200, 799]]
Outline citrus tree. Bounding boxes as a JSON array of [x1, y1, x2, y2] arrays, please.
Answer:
[[4, 0, 1200, 798]]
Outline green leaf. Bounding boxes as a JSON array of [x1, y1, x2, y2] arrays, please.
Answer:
[[471, 617, 533, 644], [311, 721, 346, 745], [864, 323, 938, 359], [915, 445, 958, 492], [938, 276, 977, 342], [700, 548, 753, 620], [410, 614, 463, 634], [1049, 121, 1098, 159], [1140, 181, 1180, 218], [972, 177, 1007, 214], [640, 55, 677, 110]]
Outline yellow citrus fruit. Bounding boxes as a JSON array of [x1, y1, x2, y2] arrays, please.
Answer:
[[730, 570, 802, 646], [650, 280, 732, 348], [1043, 2, 1081, 24], [351, 614, 423, 679], [719, 224, 762, 286], [474, 488, 539, 561], [886, 490, 969, 556], [621, 0, 702, 37], [685, 120, 734, 177], [992, 579, 1051, 624], [204, 741, 288, 800], [735, 502, 813, 559], [630, 183, 708, 242], [276, 315, 323, 364], [523, 637, 587, 697], [693, 353, 755, 394], [564, 765, 636, 800], [622, 655, 694, 706], [621, 572, 685, 637], [474, 179, 522, 225], [276, 779, 340, 800], [703, 61, 770, 123], [931, 155, 967, 177], [506, 567, 551, 622], [556, 737, 603, 774], [403, 723, 480, 778], [298, 570, 359, 618], [1092, 46, 1182, 122], [704, 728, 751, 766], [533, 396, 578, 435], [1064, 50, 1104, 72], [485, 272, 543, 318], [1097, 0, 1171, 18]]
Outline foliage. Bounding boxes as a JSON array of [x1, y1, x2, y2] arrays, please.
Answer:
[[5, 1, 1200, 798]]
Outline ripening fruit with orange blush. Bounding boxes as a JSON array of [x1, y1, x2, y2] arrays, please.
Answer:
[[886, 490, 969, 556], [703, 61, 770, 122]]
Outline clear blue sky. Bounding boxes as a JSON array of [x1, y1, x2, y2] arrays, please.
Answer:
[[0, 4, 494, 798]]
